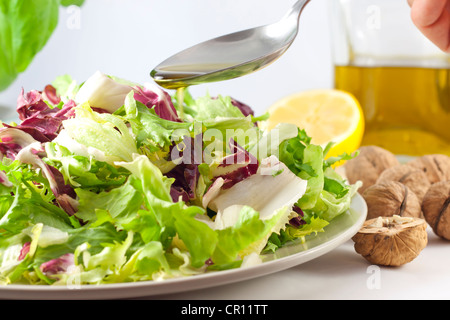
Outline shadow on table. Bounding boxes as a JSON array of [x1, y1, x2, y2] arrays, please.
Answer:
[[426, 230, 449, 247], [290, 242, 369, 276]]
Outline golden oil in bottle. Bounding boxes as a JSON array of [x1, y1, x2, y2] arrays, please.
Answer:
[[334, 65, 450, 156]]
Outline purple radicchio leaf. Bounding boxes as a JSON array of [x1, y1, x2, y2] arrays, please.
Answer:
[[230, 97, 254, 117], [289, 205, 306, 228], [0, 170, 12, 187], [46, 165, 78, 216], [167, 163, 199, 203], [5, 131, 78, 216], [2, 122, 51, 143], [0, 127, 38, 160], [133, 84, 181, 122], [40, 253, 74, 276], [16, 88, 51, 121], [42, 84, 61, 105], [211, 96, 255, 117], [14, 88, 76, 142], [166, 136, 202, 202], [18, 242, 31, 261], [213, 139, 259, 190]]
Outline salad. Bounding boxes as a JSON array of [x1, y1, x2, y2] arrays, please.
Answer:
[[0, 71, 360, 285]]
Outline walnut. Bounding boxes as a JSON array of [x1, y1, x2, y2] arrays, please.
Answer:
[[407, 154, 450, 184], [345, 146, 400, 193], [362, 181, 423, 220], [376, 164, 431, 202], [352, 215, 428, 266], [422, 180, 450, 240]]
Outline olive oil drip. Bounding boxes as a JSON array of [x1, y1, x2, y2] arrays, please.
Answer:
[[176, 87, 186, 119]]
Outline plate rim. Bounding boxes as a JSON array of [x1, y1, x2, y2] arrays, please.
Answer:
[[0, 193, 367, 300]]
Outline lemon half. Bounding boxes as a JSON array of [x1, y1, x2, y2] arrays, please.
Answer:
[[263, 89, 364, 159]]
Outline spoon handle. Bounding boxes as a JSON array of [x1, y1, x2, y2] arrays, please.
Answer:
[[283, 0, 311, 25]]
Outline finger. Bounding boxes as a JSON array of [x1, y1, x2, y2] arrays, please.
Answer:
[[407, 0, 415, 7], [410, 0, 448, 27], [412, 0, 450, 52]]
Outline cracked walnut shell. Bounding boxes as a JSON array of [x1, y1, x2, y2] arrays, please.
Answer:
[[422, 180, 450, 240], [376, 164, 431, 202], [363, 181, 423, 220], [345, 146, 400, 194], [407, 154, 450, 184], [352, 215, 428, 266]]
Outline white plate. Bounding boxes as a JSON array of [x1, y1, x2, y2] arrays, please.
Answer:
[[0, 193, 367, 300]]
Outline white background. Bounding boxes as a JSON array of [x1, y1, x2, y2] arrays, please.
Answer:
[[0, 0, 333, 119]]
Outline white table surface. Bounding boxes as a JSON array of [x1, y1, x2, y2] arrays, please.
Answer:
[[147, 227, 450, 300]]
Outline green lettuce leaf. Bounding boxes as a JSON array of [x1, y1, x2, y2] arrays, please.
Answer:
[[57, 102, 138, 163], [295, 144, 325, 210], [0, 0, 59, 91], [44, 142, 130, 191], [0, 185, 74, 234], [273, 127, 361, 249], [116, 154, 217, 268], [279, 128, 359, 214], [74, 178, 144, 225], [132, 241, 171, 277], [212, 206, 290, 265], [0, 159, 77, 235], [173, 205, 217, 268], [307, 167, 362, 221], [60, 0, 85, 6], [279, 129, 325, 210], [121, 92, 191, 151], [51, 74, 80, 101], [36, 222, 127, 265], [264, 215, 330, 252], [0, 0, 84, 91], [185, 94, 246, 121]]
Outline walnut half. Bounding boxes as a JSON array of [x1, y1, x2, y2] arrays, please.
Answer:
[[407, 154, 450, 184], [376, 164, 430, 203], [352, 215, 428, 266], [362, 181, 423, 220], [422, 180, 450, 240], [345, 146, 400, 194]]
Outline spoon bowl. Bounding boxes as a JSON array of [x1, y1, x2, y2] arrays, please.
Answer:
[[151, 0, 311, 89]]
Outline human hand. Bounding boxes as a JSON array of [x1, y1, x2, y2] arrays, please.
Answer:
[[408, 0, 450, 53]]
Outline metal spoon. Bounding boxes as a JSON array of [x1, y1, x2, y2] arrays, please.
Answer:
[[151, 0, 311, 89]]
